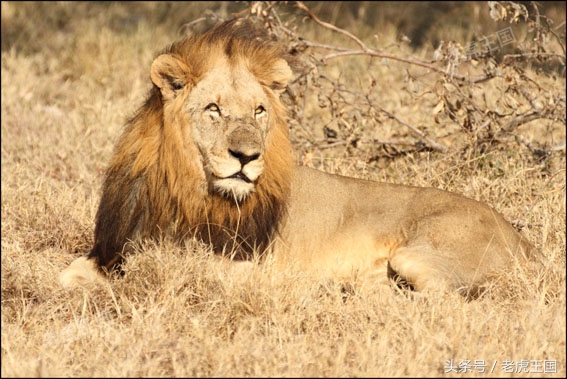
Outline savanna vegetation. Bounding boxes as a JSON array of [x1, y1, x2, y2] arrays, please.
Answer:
[[2, 1, 565, 377]]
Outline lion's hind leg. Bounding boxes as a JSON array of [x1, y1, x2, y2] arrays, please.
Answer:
[[387, 245, 473, 296], [59, 256, 105, 289]]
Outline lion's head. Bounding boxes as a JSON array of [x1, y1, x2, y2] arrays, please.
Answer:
[[89, 19, 295, 269], [150, 20, 294, 202]]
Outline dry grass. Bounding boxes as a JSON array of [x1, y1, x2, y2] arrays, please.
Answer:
[[1, 2, 565, 377]]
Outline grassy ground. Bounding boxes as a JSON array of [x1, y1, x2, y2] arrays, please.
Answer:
[[2, 2, 565, 377]]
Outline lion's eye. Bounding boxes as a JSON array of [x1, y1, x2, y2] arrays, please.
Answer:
[[205, 103, 221, 116], [172, 81, 184, 91], [255, 105, 266, 119]]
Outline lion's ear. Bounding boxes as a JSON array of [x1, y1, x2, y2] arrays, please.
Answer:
[[150, 54, 191, 100], [269, 59, 292, 94]]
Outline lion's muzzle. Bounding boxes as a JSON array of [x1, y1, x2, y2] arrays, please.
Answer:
[[209, 129, 265, 201]]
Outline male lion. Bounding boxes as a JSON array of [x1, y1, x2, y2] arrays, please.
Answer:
[[60, 19, 536, 296]]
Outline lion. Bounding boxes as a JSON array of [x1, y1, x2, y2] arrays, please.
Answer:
[[60, 19, 537, 297]]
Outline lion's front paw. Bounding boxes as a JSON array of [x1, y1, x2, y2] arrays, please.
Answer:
[[59, 256, 105, 289]]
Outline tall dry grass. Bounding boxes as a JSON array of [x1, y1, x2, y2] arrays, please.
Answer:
[[2, 2, 565, 377]]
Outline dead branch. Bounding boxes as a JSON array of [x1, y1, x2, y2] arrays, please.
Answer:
[[294, 1, 367, 50], [295, 1, 492, 84], [376, 106, 449, 153]]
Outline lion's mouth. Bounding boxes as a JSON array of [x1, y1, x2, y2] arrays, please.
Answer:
[[227, 172, 252, 183], [212, 171, 256, 201]]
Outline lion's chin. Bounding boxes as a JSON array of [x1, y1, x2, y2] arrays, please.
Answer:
[[213, 178, 255, 202]]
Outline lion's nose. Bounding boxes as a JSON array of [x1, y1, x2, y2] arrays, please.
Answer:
[[229, 149, 260, 166]]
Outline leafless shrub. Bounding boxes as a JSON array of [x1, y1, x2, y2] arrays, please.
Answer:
[[184, 1, 565, 168]]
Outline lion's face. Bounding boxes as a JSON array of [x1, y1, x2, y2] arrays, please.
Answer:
[[186, 61, 270, 201], [150, 49, 292, 203]]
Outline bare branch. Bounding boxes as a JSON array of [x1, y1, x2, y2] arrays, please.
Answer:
[[376, 106, 449, 153], [314, 138, 430, 150], [320, 49, 493, 83], [295, 1, 367, 51], [503, 111, 547, 132], [295, 2, 491, 83]]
